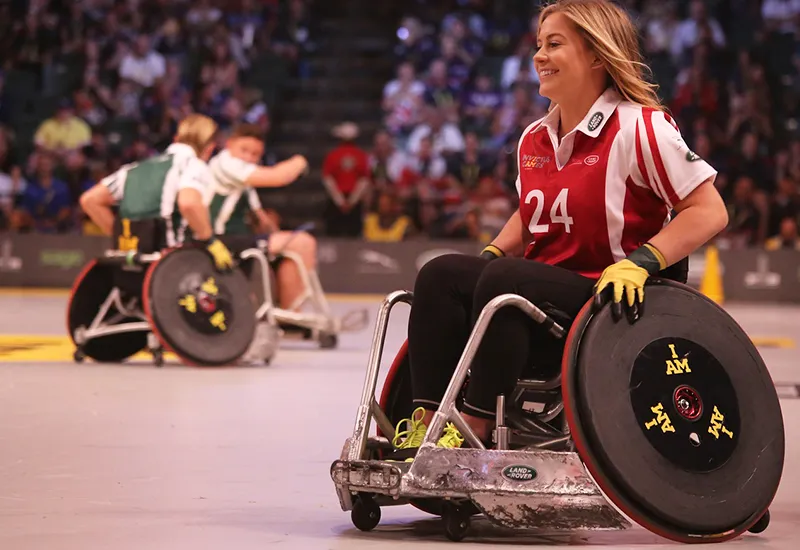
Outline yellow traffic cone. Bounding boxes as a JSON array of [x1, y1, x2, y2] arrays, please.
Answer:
[[700, 245, 724, 304]]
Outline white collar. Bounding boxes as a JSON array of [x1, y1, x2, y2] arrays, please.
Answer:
[[166, 142, 199, 157], [532, 87, 623, 139]]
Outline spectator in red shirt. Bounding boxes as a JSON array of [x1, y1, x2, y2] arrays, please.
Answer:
[[322, 122, 371, 237]]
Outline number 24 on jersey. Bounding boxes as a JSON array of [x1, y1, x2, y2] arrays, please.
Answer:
[[525, 188, 574, 234]]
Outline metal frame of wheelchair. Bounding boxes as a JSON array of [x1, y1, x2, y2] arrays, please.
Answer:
[[330, 281, 781, 543], [69, 250, 166, 365], [244, 238, 367, 353]]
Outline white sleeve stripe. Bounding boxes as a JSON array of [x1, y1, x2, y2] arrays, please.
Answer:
[[637, 115, 669, 205], [605, 131, 628, 263]]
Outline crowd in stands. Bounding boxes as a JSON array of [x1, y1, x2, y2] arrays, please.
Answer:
[[0, 0, 314, 234], [3, 0, 800, 252], [330, 0, 800, 250]]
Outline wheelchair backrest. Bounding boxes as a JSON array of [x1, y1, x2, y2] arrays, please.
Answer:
[[112, 217, 169, 255]]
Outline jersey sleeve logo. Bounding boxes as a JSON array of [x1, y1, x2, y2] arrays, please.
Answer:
[[685, 150, 701, 162], [588, 112, 604, 132]]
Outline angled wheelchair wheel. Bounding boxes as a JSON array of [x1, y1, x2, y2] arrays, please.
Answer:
[[66, 259, 148, 363], [142, 248, 256, 366], [562, 279, 785, 543], [377, 339, 476, 518]]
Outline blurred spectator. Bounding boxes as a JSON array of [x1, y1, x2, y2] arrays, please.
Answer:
[[322, 122, 372, 237], [33, 99, 92, 161], [119, 35, 166, 88], [446, 132, 493, 191], [11, 153, 72, 234], [765, 217, 800, 250], [769, 178, 800, 236], [363, 190, 414, 242], [461, 74, 503, 137], [382, 62, 426, 137], [369, 131, 407, 189], [723, 176, 764, 247], [407, 106, 465, 157]]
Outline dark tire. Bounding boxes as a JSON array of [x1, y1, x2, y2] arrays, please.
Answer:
[[351, 494, 381, 532], [319, 332, 338, 349], [67, 260, 148, 363], [442, 502, 470, 542], [748, 510, 770, 534], [563, 280, 784, 544]]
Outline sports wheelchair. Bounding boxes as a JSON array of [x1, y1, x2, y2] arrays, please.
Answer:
[[330, 260, 785, 543], [67, 219, 271, 366], [220, 229, 368, 358]]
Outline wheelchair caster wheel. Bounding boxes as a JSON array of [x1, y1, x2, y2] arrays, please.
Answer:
[[73, 349, 85, 363], [152, 349, 164, 367], [748, 509, 770, 534], [351, 494, 381, 532], [442, 502, 470, 542], [319, 333, 337, 349]]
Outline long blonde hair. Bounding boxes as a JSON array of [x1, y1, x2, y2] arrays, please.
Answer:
[[539, 0, 662, 110], [174, 113, 219, 156]]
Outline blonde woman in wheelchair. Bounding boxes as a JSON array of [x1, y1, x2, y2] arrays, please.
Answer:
[[390, 0, 729, 460]]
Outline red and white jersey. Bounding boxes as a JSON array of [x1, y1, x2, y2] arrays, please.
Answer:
[[515, 88, 717, 279]]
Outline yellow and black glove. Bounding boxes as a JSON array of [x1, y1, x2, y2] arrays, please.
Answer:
[[202, 237, 235, 272], [479, 244, 505, 261], [593, 243, 667, 323]]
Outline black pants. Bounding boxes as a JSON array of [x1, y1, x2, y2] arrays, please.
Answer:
[[324, 199, 363, 237], [408, 254, 596, 420]]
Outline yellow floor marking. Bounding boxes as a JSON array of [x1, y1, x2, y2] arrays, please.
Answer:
[[0, 335, 177, 363], [750, 337, 795, 349], [0, 287, 386, 303]]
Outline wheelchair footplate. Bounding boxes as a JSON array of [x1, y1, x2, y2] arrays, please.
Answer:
[[332, 443, 629, 534]]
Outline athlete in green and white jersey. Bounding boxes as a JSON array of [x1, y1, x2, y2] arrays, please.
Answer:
[[79, 114, 234, 270], [206, 123, 314, 309]]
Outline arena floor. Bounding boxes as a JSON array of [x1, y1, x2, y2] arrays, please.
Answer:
[[0, 291, 798, 550]]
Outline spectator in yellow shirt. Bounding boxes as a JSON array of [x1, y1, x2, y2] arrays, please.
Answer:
[[364, 191, 414, 242], [33, 99, 92, 160]]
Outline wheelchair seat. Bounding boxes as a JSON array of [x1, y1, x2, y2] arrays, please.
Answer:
[[330, 260, 784, 544], [68, 218, 257, 366]]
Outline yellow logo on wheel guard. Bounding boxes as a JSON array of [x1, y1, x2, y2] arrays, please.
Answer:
[[644, 403, 675, 433], [665, 343, 691, 375]]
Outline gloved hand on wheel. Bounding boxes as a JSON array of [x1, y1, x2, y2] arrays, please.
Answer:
[[593, 242, 667, 323], [200, 237, 235, 272]]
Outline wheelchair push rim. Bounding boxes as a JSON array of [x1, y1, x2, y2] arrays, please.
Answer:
[[561, 279, 785, 544]]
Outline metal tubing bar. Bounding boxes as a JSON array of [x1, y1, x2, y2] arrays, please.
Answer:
[[89, 289, 120, 330], [240, 248, 275, 320], [423, 293, 564, 450], [84, 322, 152, 339], [278, 250, 316, 311], [348, 290, 413, 461], [370, 399, 396, 441], [271, 309, 329, 331], [100, 251, 161, 265]]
